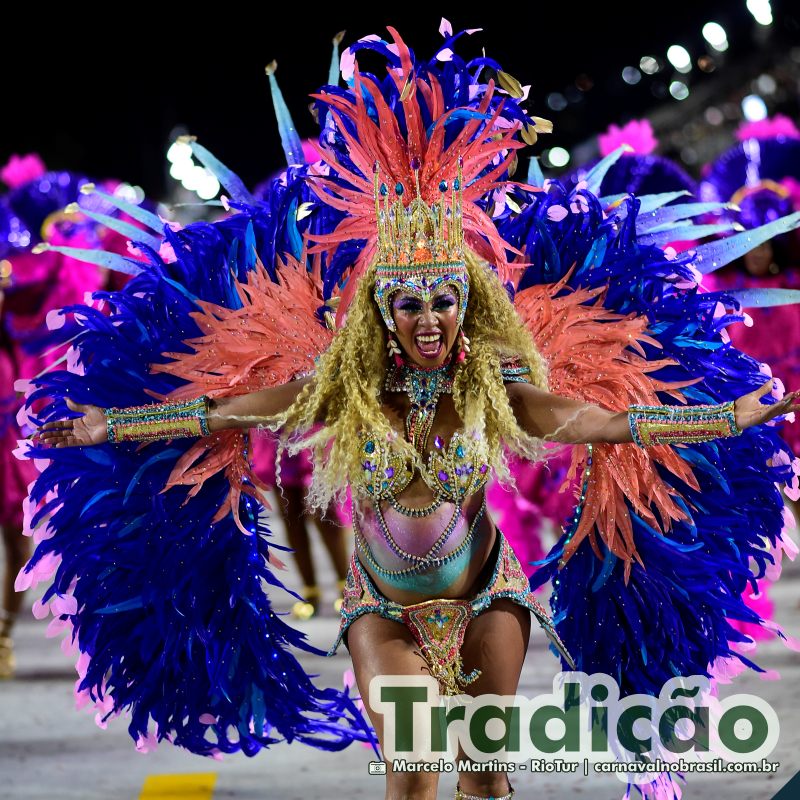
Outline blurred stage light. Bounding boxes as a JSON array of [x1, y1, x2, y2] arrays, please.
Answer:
[[181, 165, 209, 193], [547, 147, 571, 168], [640, 56, 660, 74], [669, 80, 690, 100], [546, 92, 568, 111], [169, 160, 194, 182], [746, 0, 773, 26], [197, 174, 221, 200], [622, 66, 642, 85], [167, 141, 193, 164], [697, 55, 716, 72], [113, 183, 145, 205], [741, 94, 768, 121], [757, 74, 776, 94], [667, 45, 692, 73], [702, 22, 729, 51]]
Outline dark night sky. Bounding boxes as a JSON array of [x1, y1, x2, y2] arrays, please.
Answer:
[[3, 3, 797, 196]]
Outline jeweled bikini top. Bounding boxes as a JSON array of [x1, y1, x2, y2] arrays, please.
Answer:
[[355, 357, 531, 504], [358, 429, 490, 503]]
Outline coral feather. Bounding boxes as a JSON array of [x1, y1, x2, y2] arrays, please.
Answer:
[[518, 271, 700, 574]]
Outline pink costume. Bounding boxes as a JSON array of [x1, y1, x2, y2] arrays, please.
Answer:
[[486, 451, 577, 578], [251, 433, 314, 489], [700, 118, 800, 454], [0, 155, 129, 527], [700, 119, 800, 642], [708, 269, 800, 453]]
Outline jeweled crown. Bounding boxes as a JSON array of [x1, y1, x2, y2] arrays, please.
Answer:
[[373, 157, 465, 270]]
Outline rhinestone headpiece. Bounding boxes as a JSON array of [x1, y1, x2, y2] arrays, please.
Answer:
[[372, 157, 469, 331]]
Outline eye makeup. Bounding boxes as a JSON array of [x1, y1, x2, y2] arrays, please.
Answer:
[[394, 296, 423, 312], [392, 291, 459, 313], [432, 293, 457, 310]]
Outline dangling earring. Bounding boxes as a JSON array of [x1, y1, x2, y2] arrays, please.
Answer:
[[387, 334, 403, 366], [456, 329, 470, 363]]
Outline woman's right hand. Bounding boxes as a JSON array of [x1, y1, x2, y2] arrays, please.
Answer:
[[37, 399, 108, 447]]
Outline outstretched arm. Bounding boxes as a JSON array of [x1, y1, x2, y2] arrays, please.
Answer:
[[506, 380, 800, 445], [206, 377, 311, 432], [506, 382, 630, 444], [38, 376, 312, 448]]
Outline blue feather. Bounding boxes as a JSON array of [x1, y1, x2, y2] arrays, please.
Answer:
[[19, 29, 798, 787], [79, 185, 165, 232], [73, 209, 163, 251], [694, 211, 800, 274], [638, 223, 735, 247], [583, 146, 628, 196], [722, 287, 800, 309], [636, 202, 735, 234], [186, 140, 255, 204], [266, 68, 306, 167], [34, 244, 144, 275], [526, 157, 545, 188]]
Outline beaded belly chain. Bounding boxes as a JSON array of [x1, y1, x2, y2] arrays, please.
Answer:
[[336, 356, 576, 695], [354, 358, 492, 584]]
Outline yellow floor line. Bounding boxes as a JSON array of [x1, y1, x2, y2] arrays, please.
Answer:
[[138, 773, 217, 800]]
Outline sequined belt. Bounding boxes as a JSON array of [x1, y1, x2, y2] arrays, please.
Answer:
[[328, 531, 576, 695]]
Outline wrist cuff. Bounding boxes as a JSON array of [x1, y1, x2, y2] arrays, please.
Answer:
[[628, 400, 740, 447], [105, 396, 210, 443]]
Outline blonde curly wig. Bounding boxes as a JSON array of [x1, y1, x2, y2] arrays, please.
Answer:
[[270, 249, 553, 511]]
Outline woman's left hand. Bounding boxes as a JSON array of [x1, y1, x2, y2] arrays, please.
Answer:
[[735, 379, 800, 431]]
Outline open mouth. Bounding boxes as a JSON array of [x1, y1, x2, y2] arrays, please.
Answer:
[[414, 332, 443, 359]]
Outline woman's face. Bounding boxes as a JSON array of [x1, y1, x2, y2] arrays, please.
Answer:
[[390, 285, 462, 368]]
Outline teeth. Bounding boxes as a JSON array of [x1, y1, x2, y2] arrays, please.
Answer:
[[417, 334, 440, 343]]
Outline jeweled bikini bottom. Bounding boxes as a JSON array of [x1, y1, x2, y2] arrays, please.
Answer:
[[328, 531, 576, 695]]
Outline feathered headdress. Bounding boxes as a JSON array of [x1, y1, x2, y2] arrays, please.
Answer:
[[702, 126, 800, 231], [568, 119, 698, 200], [302, 26, 550, 315]]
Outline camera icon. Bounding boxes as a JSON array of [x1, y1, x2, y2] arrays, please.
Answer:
[[368, 761, 387, 775]]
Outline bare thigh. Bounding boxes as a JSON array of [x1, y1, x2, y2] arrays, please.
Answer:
[[347, 612, 440, 800], [347, 600, 531, 799], [456, 599, 531, 797]]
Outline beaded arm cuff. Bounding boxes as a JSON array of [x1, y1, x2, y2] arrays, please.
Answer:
[[499, 356, 531, 384], [628, 400, 741, 447], [105, 396, 211, 443]]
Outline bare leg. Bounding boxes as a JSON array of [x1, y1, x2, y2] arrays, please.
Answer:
[[1, 524, 30, 678], [277, 486, 315, 586], [278, 487, 350, 614], [348, 613, 441, 800], [455, 599, 531, 798], [312, 512, 350, 582], [275, 486, 320, 617]]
